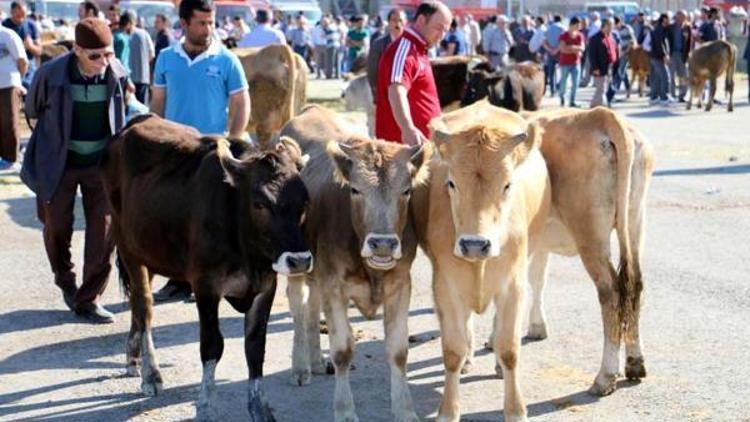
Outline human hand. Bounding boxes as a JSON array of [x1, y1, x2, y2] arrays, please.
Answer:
[[401, 127, 426, 146]]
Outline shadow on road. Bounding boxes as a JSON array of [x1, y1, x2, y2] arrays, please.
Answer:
[[0, 195, 86, 232], [654, 164, 750, 176]]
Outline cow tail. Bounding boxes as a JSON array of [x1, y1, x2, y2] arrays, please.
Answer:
[[725, 42, 736, 97], [595, 107, 638, 339], [117, 252, 131, 298], [282, 44, 296, 127]]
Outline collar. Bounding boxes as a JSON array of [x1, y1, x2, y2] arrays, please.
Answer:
[[403, 27, 427, 51], [174, 36, 223, 66]]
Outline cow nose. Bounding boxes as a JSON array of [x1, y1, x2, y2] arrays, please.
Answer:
[[286, 252, 313, 274], [367, 235, 400, 255], [458, 237, 491, 260]]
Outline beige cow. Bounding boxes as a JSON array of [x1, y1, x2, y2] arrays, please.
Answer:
[[234, 44, 307, 147], [280, 105, 429, 422], [487, 107, 655, 396], [411, 101, 551, 422]]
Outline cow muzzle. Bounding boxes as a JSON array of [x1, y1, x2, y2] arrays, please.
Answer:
[[454, 235, 494, 261], [361, 233, 401, 270], [273, 251, 314, 275]]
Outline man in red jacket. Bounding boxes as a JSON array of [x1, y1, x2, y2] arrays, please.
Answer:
[[375, 1, 451, 145], [587, 18, 618, 107]]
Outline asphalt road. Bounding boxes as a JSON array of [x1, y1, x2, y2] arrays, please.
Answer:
[[0, 78, 749, 422]]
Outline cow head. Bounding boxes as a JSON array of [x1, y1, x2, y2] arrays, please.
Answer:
[[461, 62, 506, 107], [327, 137, 429, 271], [430, 102, 540, 261], [217, 137, 313, 276]]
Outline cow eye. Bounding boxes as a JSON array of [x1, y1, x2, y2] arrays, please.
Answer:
[[350, 187, 361, 196], [253, 201, 267, 210], [504, 183, 511, 193], [446, 180, 456, 190], [402, 187, 412, 197]]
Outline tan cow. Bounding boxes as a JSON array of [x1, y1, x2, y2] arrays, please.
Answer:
[[686, 40, 736, 112], [280, 105, 429, 422], [234, 44, 307, 147], [627, 45, 649, 98], [412, 101, 551, 422], [487, 107, 654, 396]]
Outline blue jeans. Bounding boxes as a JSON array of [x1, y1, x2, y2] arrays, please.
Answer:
[[545, 55, 558, 96], [558, 64, 580, 105], [649, 57, 670, 101]]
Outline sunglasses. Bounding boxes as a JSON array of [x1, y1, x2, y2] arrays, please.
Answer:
[[86, 50, 114, 61]]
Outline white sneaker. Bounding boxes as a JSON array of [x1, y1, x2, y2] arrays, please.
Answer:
[[659, 98, 673, 106], [648, 99, 659, 106]]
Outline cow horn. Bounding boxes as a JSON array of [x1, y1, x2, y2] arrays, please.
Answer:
[[216, 138, 243, 186]]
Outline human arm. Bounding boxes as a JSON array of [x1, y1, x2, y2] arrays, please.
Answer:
[[387, 83, 426, 146], [150, 86, 165, 116], [227, 90, 250, 139]]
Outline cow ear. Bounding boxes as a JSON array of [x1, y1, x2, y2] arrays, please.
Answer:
[[407, 143, 432, 186], [216, 138, 245, 187], [512, 122, 543, 165], [326, 141, 354, 185], [277, 136, 308, 170]]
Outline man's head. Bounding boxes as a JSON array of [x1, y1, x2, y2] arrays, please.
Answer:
[[601, 17, 613, 34], [496, 14, 507, 29], [155, 13, 168, 31], [296, 15, 306, 28], [553, 14, 562, 23], [590, 11, 600, 21], [107, 5, 119, 24], [534, 16, 544, 27], [351, 14, 363, 29], [255, 9, 269, 24], [658, 13, 669, 27], [675, 10, 686, 25], [10, 1, 26, 24], [386, 8, 405, 37], [74, 17, 114, 76], [412, 1, 452, 48], [569, 16, 580, 31], [179, 0, 214, 47], [119, 11, 135, 33], [78, 1, 99, 20], [458, 14, 467, 27]]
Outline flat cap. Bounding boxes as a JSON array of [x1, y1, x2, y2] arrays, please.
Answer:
[[75, 17, 112, 49]]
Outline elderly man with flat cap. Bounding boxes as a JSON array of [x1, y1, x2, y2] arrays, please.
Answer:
[[21, 17, 130, 324]]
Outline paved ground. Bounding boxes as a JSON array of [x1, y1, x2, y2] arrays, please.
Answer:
[[1, 78, 749, 422]]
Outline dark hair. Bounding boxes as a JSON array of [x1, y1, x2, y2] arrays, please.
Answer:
[[553, 14, 562, 22], [10, 1, 23, 10], [487, 15, 496, 23], [658, 13, 668, 24], [179, 0, 213, 22], [255, 9, 269, 23], [414, 2, 439, 21], [119, 11, 134, 27], [81, 0, 99, 16], [386, 8, 402, 21], [155, 13, 167, 23], [570, 16, 580, 25], [614, 16, 621, 24], [535, 16, 544, 25], [450, 18, 457, 29]]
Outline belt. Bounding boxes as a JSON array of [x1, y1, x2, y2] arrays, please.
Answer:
[[489, 51, 506, 56]]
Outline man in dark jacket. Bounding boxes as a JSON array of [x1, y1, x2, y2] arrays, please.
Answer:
[[647, 13, 670, 105], [588, 18, 617, 107], [21, 18, 130, 323], [744, 21, 750, 101], [366, 8, 405, 100], [668, 10, 692, 102]]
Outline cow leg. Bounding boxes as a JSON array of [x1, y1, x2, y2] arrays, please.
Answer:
[[244, 276, 277, 422], [195, 288, 223, 421], [323, 290, 357, 422], [383, 279, 418, 421], [579, 249, 622, 397], [287, 275, 312, 386], [697, 80, 705, 110], [527, 251, 550, 340], [493, 272, 527, 422], [120, 251, 162, 395], [462, 314, 475, 374], [727, 73, 734, 112], [306, 280, 327, 375], [686, 84, 693, 110], [706, 78, 717, 111], [435, 275, 471, 422], [625, 183, 648, 381]]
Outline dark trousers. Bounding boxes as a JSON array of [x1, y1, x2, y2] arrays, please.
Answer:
[[37, 165, 115, 308], [134, 83, 149, 105], [0, 87, 21, 163], [747, 60, 750, 99], [544, 56, 558, 96]]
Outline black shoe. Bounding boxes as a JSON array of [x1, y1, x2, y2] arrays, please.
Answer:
[[153, 280, 193, 303], [569, 102, 580, 108], [560, 97, 565, 106], [75, 302, 115, 324], [61, 285, 78, 312]]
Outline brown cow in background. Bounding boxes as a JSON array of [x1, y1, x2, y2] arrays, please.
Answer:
[[686, 40, 736, 112], [627, 45, 649, 98]]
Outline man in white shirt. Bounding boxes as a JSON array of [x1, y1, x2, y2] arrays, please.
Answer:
[[312, 18, 327, 78], [238, 9, 285, 48], [0, 24, 27, 168]]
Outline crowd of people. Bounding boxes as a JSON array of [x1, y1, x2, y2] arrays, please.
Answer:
[[0, 0, 749, 322]]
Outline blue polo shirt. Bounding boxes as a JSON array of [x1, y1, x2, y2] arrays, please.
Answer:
[[153, 38, 248, 135]]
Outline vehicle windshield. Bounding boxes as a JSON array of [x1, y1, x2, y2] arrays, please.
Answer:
[[45, 1, 80, 23]]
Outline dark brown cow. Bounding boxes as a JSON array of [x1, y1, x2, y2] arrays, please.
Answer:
[[100, 114, 312, 421], [687, 40, 736, 112], [627, 45, 649, 98], [430, 55, 486, 108], [461, 61, 545, 111]]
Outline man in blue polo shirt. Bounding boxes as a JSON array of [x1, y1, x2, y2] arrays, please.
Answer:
[[150, 0, 250, 301], [151, 0, 249, 137]]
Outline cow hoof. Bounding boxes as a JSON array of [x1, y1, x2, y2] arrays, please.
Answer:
[[196, 404, 217, 422], [141, 379, 163, 397], [525, 323, 548, 341], [314, 359, 335, 375], [589, 373, 617, 397], [625, 357, 647, 380], [728, 105, 734, 112], [247, 394, 275, 422], [290, 368, 312, 386], [460, 359, 473, 375], [125, 363, 140, 377], [334, 411, 359, 422], [495, 363, 504, 379], [504, 413, 528, 422]]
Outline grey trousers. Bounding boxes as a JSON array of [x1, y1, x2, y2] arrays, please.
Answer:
[[649, 57, 670, 101], [669, 51, 687, 99], [591, 74, 610, 107]]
